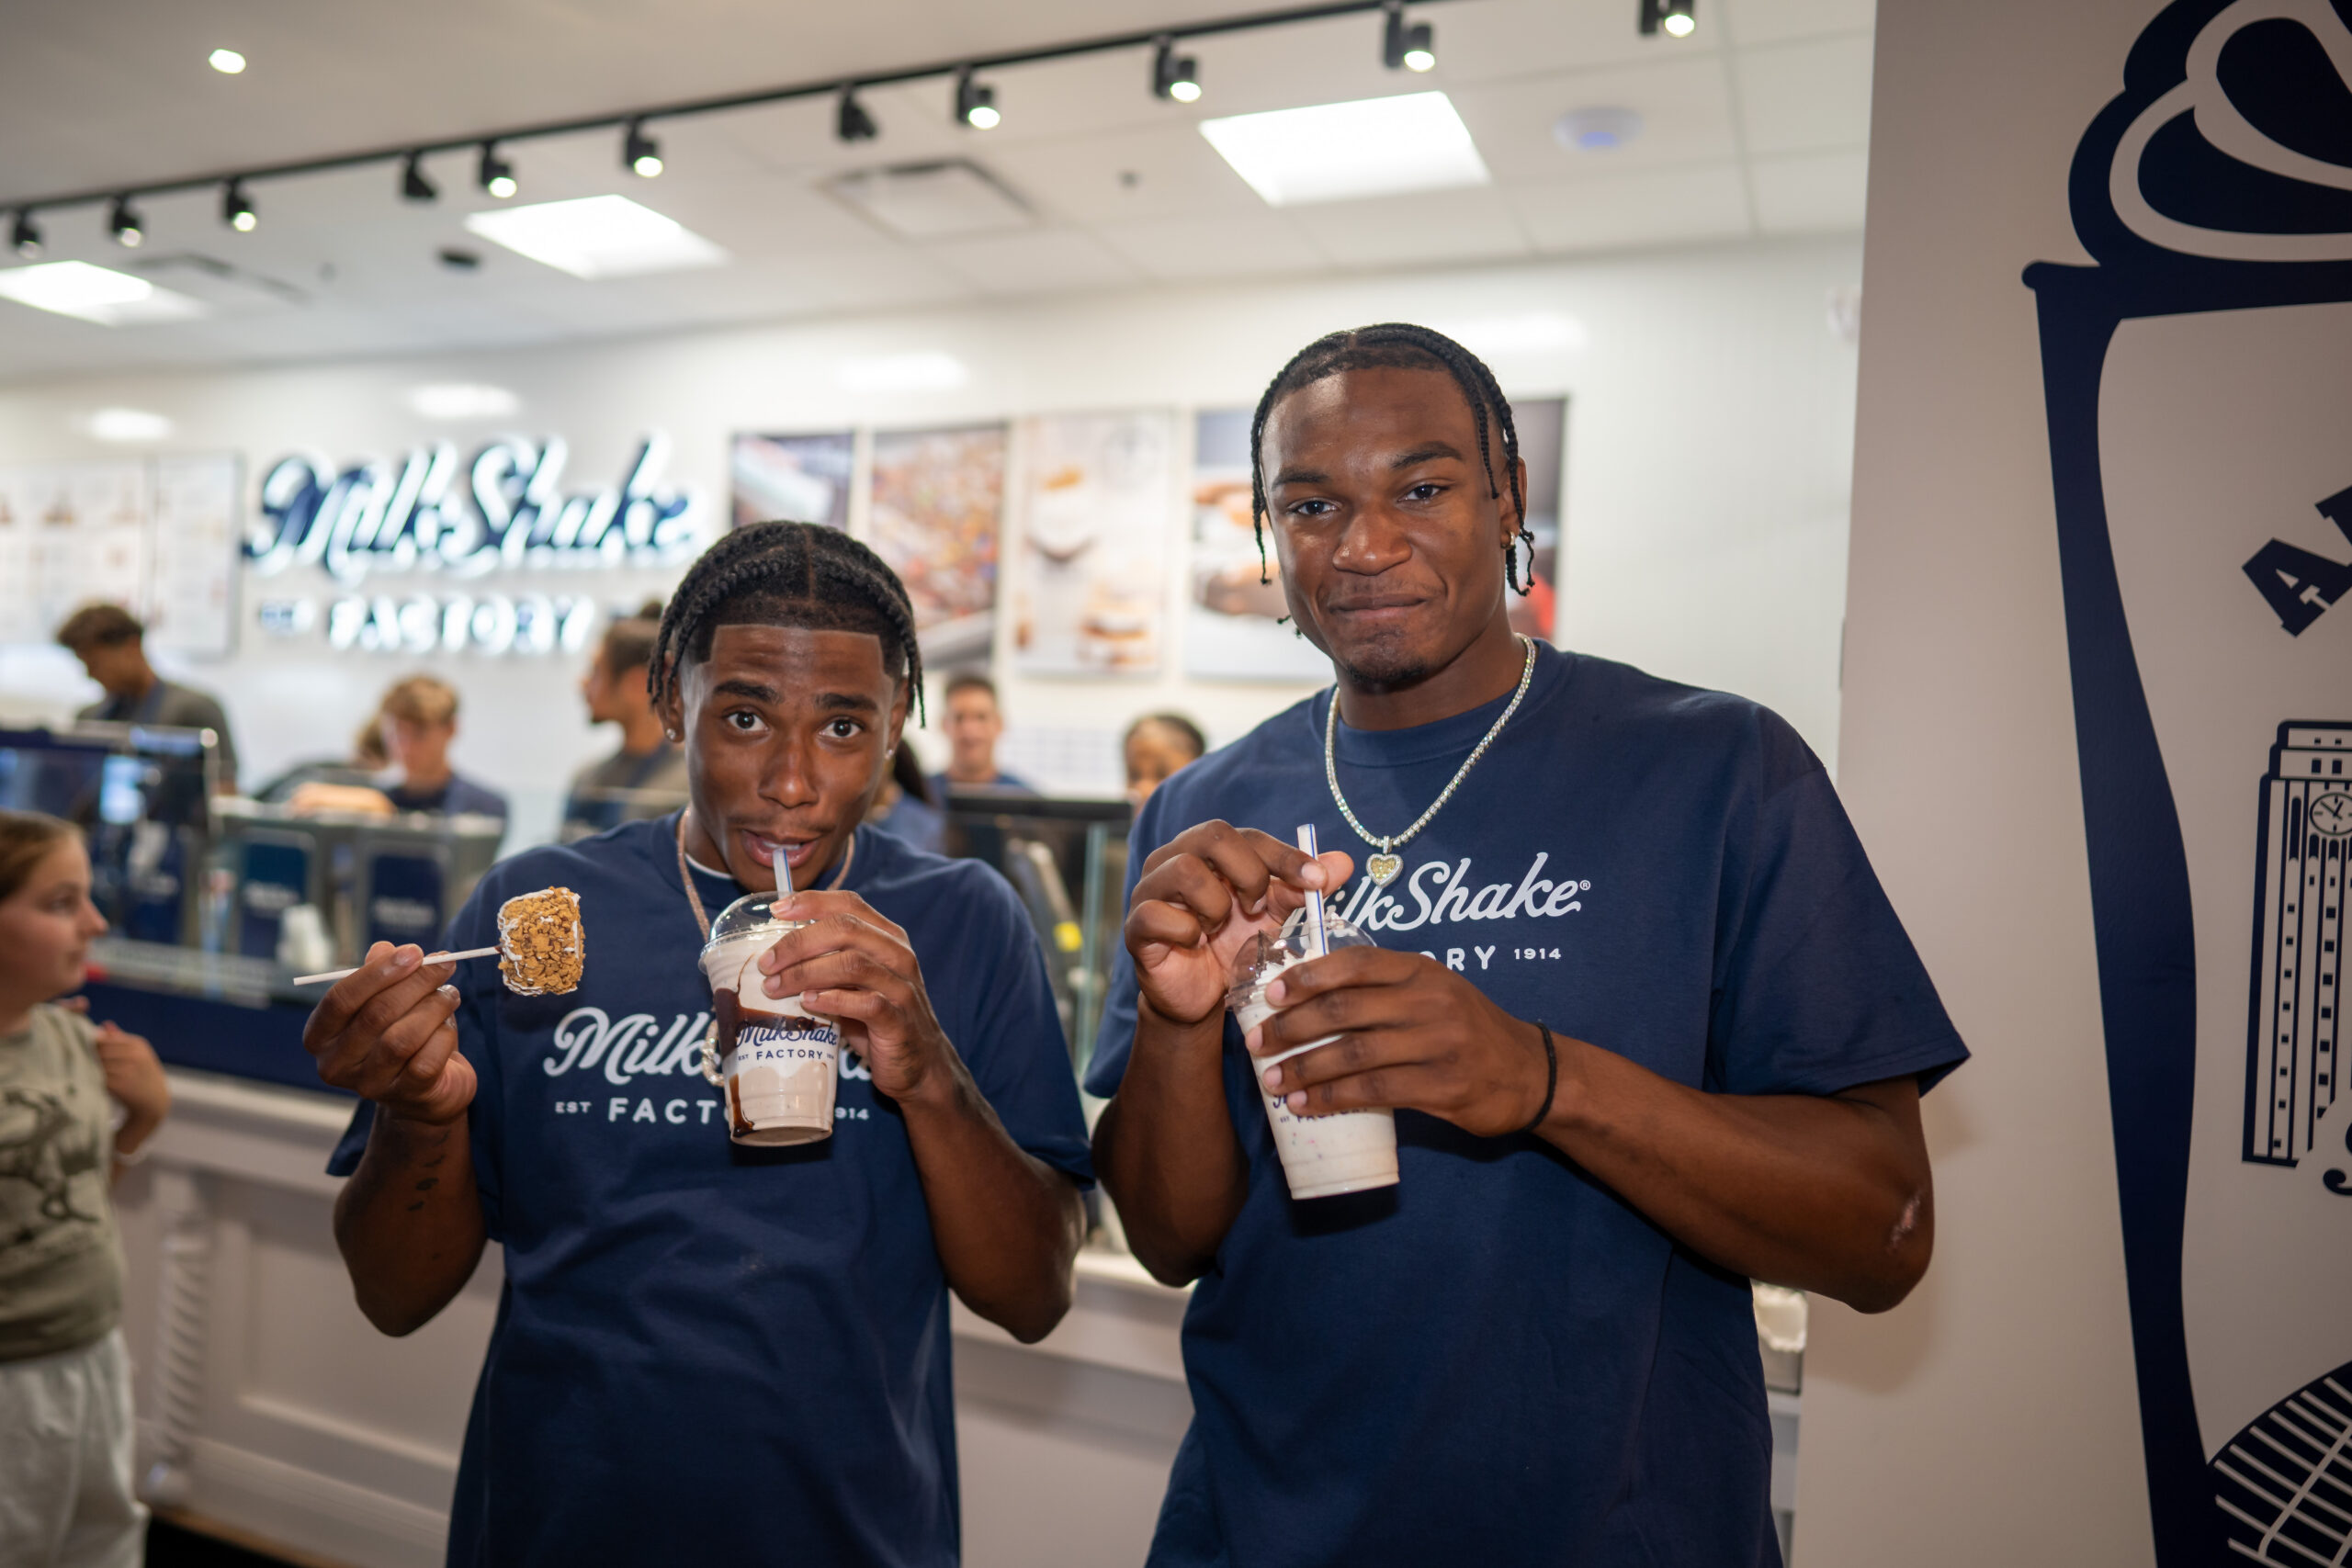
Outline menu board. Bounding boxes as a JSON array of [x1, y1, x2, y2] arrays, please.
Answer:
[[1007, 411, 1173, 677], [0, 454, 238, 655], [866, 424, 1006, 666]]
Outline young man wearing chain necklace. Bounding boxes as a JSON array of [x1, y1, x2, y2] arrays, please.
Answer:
[[301, 524, 1089, 1567], [1088, 324, 1967, 1567]]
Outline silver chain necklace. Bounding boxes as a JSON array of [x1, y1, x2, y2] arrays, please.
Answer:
[[1324, 635, 1537, 887]]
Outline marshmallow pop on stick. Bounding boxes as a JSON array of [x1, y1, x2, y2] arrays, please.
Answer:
[[291, 886, 584, 994]]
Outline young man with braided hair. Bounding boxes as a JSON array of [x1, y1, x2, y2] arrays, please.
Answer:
[[1089, 324, 1967, 1567], [305, 523, 1090, 1567]]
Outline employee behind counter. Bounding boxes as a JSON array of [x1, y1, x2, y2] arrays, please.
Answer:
[[57, 603, 240, 794], [286, 675, 509, 823], [560, 604, 688, 840]]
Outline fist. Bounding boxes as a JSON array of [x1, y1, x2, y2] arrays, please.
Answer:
[[93, 1022, 169, 1142], [302, 942, 478, 1124], [1124, 820, 1351, 1027]]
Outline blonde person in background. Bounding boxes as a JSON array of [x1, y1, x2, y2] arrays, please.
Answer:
[[560, 604, 688, 841], [0, 811, 170, 1568], [1124, 712, 1206, 806], [289, 675, 508, 822], [55, 604, 239, 794]]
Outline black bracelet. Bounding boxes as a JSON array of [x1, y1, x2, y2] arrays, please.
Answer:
[[1519, 1022, 1558, 1136]]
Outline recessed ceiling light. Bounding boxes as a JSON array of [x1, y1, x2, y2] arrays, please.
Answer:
[[407, 383, 521, 421], [209, 49, 246, 74], [0, 261, 209, 325], [88, 408, 175, 443], [461, 195, 727, 278], [1553, 107, 1644, 152], [1199, 92, 1489, 206]]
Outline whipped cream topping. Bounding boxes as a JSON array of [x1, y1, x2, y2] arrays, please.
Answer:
[[2111, 0, 2352, 261]]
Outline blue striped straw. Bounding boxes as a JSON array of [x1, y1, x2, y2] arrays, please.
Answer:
[[1295, 824, 1327, 958]]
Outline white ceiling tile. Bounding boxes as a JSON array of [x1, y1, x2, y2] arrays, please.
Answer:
[[1092, 210, 1329, 285], [1293, 186, 1532, 271], [1748, 149, 1867, 233], [1718, 0, 1875, 46], [1507, 163, 1752, 254], [932, 229, 1141, 297], [973, 123, 1264, 226], [1453, 57, 1740, 186], [1734, 35, 1874, 153]]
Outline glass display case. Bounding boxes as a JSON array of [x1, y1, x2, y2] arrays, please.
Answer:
[[940, 789, 1131, 1077]]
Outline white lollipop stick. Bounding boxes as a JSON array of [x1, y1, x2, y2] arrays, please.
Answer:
[[292, 944, 500, 986], [1295, 824, 1328, 959]]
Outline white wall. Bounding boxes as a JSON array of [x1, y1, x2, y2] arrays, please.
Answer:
[[1801, 2, 2156, 1563], [0, 237, 1860, 841]]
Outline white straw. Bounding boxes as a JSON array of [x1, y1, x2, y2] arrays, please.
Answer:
[[1295, 824, 1328, 959], [292, 943, 500, 986], [775, 839, 793, 897]]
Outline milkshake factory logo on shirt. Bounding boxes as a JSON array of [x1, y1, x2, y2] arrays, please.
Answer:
[[538, 1004, 872, 1121], [1335, 850, 1589, 934]]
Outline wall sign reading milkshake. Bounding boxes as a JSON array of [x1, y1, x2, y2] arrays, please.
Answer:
[[247, 432, 700, 583], [2028, 2, 2352, 1558]]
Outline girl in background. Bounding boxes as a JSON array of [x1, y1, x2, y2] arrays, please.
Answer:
[[0, 810, 170, 1568]]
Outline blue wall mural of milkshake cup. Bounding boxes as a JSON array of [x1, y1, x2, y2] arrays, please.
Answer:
[[2027, 2, 2352, 1559]]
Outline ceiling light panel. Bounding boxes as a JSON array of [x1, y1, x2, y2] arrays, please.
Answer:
[[1199, 91, 1490, 206], [0, 261, 209, 325], [461, 195, 727, 278]]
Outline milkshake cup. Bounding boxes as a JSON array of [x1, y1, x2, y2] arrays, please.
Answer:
[[1228, 912, 1398, 1200], [699, 892, 841, 1145]]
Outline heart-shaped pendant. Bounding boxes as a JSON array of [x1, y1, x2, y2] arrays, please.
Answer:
[[1366, 852, 1403, 887]]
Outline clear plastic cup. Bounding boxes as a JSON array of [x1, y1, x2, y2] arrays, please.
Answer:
[[698, 892, 841, 1145], [1227, 911, 1399, 1200]]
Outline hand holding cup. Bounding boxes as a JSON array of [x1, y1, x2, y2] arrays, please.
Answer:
[[1123, 820, 1352, 1027]]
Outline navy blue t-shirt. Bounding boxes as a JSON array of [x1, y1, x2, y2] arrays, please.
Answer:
[[1086, 646, 1967, 1568], [329, 816, 1091, 1568]]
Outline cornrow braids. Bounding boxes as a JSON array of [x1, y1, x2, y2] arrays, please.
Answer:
[[648, 521, 927, 723], [1247, 322, 1532, 594]]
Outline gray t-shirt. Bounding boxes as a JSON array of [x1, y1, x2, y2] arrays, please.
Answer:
[[560, 743, 690, 839], [79, 677, 239, 790], [0, 1006, 121, 1362]]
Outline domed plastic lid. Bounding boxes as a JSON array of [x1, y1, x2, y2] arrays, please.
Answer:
[[705, 890, 788, 953], [1226, 908, 1371, 1005]]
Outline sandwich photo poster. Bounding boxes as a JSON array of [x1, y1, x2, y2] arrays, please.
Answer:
[[1007, 409, 1174, 678]]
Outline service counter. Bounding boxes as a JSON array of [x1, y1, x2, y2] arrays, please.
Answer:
[[116, 1069, 1193, 1568]]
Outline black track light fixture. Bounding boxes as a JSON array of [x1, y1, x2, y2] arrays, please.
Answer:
[[624, 118, 662, 177], [1639, 0, 1697, 37], [109, 195, 144, 248], [11, 209, 40, 259], [223, 179, 257, 232], [1152, 36, 1202, 103], [955, 67, 1000, 130], [478, 141, 517, 199], [837, 84, 879, 142], [401, 152, 437, 203], [1383, 2, 1435, 71]]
